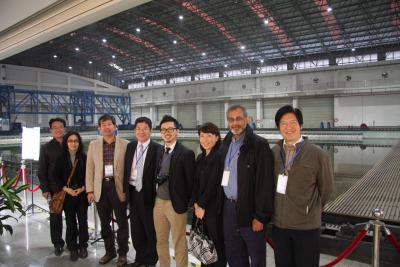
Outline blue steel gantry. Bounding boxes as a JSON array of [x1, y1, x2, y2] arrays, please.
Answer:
[[0, 85, 131, 125]]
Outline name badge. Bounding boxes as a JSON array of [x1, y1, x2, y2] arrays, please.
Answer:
[[221, 170, 230, 186], [105, 164, 114, 177], [276, 174, 288, 194]]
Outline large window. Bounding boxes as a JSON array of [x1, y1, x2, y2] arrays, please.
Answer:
[[148, 79, 167, 86], [223, 68, 251, 77], [257, 64, 288, 73], [128, 82, 145, 89], [336, 54, 378, 65], [194, 72, 219, 80], [293, 59, 329, 70], [386, 51, 400, 61], [170, 76, 191, 84]]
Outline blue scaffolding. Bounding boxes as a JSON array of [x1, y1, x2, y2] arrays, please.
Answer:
[[0, 85, 131, 125]]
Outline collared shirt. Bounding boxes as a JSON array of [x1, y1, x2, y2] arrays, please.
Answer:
[[130, 139, 150, 186], [283, 136, 304, 172], [164, 141, 177, 154], [223, 133, 245, 200], [103, 139, 115, 177]]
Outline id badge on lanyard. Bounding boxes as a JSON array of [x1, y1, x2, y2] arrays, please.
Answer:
[[221, 170, 230, 186], [276, 174, 288, 194], [105, 164, 114, 177]]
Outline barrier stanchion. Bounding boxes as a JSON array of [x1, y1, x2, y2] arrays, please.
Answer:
[[0, 157, 3, 185], [384, 226, 400, 254], [21, 160, 28, 206], [371, 208, 384, 267], [23, 160, 48, 215]]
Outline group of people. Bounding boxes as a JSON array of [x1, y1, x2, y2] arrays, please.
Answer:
[[38, 104, 334, 267]]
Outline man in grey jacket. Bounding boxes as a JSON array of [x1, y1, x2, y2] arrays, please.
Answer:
[[271, 105, 334, 267]]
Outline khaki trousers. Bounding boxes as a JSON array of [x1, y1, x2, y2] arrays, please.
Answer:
[[153, 197, 188, 267]]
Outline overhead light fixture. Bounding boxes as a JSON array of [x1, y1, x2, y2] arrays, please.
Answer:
[[53, 55, 58, 58], [179, 15, 184, 20], [351, 48, 356, 51], [142, 76, 146, 80], [121, 80, 125, 83], [75, 47, 80, 51], [327, 7, 332, 12], [102, 38, 107, 43], [88, 61, 93, 64], [68, 66, 72, 70], [224, 64, 228, 68], [97, 72, 101, 76], [202, 52, 206, 56], [240, 45, 245, 50], [109, 63, 123, 72], [263, 19, 269, 25], [112, 55, 116, 59], [136, 28, 141, 33], [169, 58, 174, 62], [260, 59, 264, 63], [173, 40, 177, 44]]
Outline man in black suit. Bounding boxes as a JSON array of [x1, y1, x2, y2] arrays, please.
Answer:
[[153, 115, 195, 267], [124, 117, 162, 267]]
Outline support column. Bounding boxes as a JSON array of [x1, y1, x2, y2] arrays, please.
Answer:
[[224, 102, 229, 128], [149, 106, 156, 126], [196, 103, 203, 127], [292, 98, 298, 108], [68, 114, 73, 126], [171, 104, 177, 118], [256, 100, 262, 122]]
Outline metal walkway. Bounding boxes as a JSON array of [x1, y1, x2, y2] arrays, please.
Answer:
[[323, 142, 400, 225]]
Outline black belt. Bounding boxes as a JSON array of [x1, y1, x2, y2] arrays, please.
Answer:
[[104, 177, 114, 182]]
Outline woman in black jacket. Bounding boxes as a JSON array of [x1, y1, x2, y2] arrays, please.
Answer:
[[192, 122, 226, 267], [53, 131, 88, 261]]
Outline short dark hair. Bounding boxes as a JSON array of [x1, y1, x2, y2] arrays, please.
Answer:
[[49, 118, 66, 128], [198, 122, 221, 154], [274, 105, 303, 128], [159, 115, 179, 129], [98, 114, 116, 126], [62, 131, 84, 154], [134, 117, 152, 129], [226, 105, 247, 119]]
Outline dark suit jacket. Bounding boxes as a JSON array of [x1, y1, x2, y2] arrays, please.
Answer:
[[124, 139, 163, 208], [166, 142, 195, 214]]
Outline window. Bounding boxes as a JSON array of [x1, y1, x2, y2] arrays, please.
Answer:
[[194, 72, 219, 80], [336, 54, 378, 65], [385, 51, 400, 61], [170, 76, 191, 84], [257, 64, 288, 73], [223, 68, 251, 77], [293, 59, 329, 70], [148, 79, 166, 86], [128, 82, 145, 89]]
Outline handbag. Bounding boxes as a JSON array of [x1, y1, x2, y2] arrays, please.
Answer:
[[188, 218, 218, 264], [50, 159, 78, 214]]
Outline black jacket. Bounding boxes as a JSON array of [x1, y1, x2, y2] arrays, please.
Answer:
[[193, 148, 223, 212], [53, 152, 87, 193], [38, 138, 63, 193], [219, 125, 275, 226], [124, 139, 163, 208], [164, 142, 195, 214]]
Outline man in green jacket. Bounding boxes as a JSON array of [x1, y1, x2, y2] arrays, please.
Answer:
[[272, 105, 334, 267]]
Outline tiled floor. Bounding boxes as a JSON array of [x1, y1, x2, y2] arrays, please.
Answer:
[[0, 194, 370, 267]]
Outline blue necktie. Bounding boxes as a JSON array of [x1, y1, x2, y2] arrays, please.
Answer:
[[136, 144, 144, 191]]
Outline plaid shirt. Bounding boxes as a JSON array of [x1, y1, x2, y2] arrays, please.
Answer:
[[103, 139, 115, 177]]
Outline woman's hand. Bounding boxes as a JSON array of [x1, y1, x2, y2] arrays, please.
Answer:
[[63, 186, 78, 197], [74, 186, 85, 195], [194, 203, 205, 219]]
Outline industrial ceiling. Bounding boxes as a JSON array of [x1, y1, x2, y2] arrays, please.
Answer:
[[2, 0, 399, 88]]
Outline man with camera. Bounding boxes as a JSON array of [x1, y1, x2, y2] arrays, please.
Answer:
[[153, 115, 195, 267], [124, 117, 162, 267]]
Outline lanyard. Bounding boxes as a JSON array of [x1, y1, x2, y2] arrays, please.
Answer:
[[135, 144, 149, 166], [227, 143, 241, 168], [280, 141, 304, 174]]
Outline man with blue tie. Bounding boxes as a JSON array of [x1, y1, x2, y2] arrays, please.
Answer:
[[124, 117, 163, 267]]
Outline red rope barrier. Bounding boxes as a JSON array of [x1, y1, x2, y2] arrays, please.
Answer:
[[11, 169, 22, 188], [22, 167, 41, 193], [1, 164, 7, 180], [321, 228, 368, 267], [386, 233, 400, 254]]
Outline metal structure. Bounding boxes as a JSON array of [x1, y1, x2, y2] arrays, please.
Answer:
[[0, 86, 131, 125], [1, 0, 399, 87]]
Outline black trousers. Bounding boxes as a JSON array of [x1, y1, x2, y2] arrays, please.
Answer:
[[129, 186, 158, 265], [272, 226, 320, 267], [96, 180, 129, 256], [49, 193, 64, 248], [64, 194, 89, 251]]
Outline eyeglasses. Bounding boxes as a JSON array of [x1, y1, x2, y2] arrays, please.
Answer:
[[67, 140, 79, 144], [227, 117, 245, 123], [51, 126, 64, 130], [160, 128, 177, 134], [279, 121, 299, 128]]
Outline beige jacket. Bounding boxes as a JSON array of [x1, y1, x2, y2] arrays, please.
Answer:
[[85, 136, 129, 202]]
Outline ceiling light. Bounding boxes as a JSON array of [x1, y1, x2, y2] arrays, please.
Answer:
[[169, 58, 174, 62], [202, 52, 206, 56], [88, 61, 93, 64], [173, 40, 177, 44], [240, 45, 246, 50], [179, 15, 184, 20], [109, 63, 123, 72], [121, 80, 125, 83], [263, 19, 269, 25], [224, 64, 228, 68], [102, 38, 107, 43], [142, 76, 146, 80], [351, 48, 356, 51], [75, 47, 79, 51], [53, 55, 57, 58], [97, 72, 101, 76], [260, 59, 264, 63], [112, 55, 116, 59], [136, 28, 141, 33], [327, 7, 332, 12], [68, 66, 72, 70]]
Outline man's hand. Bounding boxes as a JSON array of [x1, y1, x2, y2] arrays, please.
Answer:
[[42, 192, 50, 199], [252, 218, 264, 232], [87, 192, 95, 203]]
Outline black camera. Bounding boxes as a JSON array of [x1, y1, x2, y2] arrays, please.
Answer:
[[156, 174, 169, 185]]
